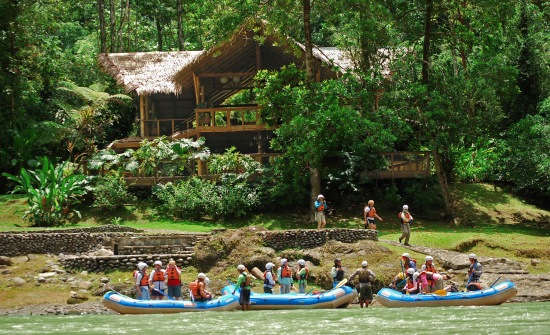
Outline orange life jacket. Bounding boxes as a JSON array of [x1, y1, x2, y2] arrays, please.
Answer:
[[166, 267, 180, 285], [398, 211, 412, 223], [281, 265, 291, 278], [189, 280, 202, 298], [152, 270, 165, 282], [406, 279, 416, 289], [318, 204, 325, 212], [138, 271, 149, 286], [366, 207, 376, 218], [424, 263, 437, 273]]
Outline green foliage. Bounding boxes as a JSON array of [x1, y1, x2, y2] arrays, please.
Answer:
[[2, 157, 89, 226], [452, 140, 501, 183], [92, 173, 136, 210], [208, 147, 261, 176]]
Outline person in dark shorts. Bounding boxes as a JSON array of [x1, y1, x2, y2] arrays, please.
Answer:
[[232, 264, 251, 311], [349, 260, 376, 308], [165, 259, 182, 300]]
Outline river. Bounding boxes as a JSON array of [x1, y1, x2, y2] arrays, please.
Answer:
[[1, 302, 548, 335]]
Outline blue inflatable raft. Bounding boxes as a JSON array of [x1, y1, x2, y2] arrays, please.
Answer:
[[376, 281, 517, 307], [222, 285, 357, 310], [102, 291, 239, 314]]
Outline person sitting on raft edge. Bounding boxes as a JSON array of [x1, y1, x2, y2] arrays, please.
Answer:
[[189, 273, 212, 302], [467, 253, 483, 291], [233, 264, 251, 311], [402, 268, 420, 295], [348, 260, 375, 308], [331, 258, 345, 288], [263, 262, 276, 294]]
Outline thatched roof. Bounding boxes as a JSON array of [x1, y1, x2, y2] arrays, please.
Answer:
[[98, 51, 203, 95]]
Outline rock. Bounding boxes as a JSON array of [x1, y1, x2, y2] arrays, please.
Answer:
[[87, 248, 114, 257], [67, 297, 88, 304], [531, 259, 540, 266], [80, 271, 88, 276], [0, 269, 12, 275], [11, 255, 29, 263], [100, 277, 110, 284], [39, 272, 57, 279], [10, 277, 26, 287], [78, 281, 93, 290], [0, 256, 12, 266]]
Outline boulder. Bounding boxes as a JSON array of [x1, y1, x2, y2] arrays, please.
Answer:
[[78, 281, 93, 290], [10, 277, 26, 287], [100, 277, 110, 284], [39, 272, 57, 279], [0, 256, 12, 266], [87, 248, 114, 257]]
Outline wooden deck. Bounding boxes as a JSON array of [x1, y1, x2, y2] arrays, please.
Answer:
[[366, 151, 431, 179]]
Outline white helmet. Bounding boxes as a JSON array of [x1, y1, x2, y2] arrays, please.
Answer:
[[281, 258, 288, 265], [198, 273, 206, 279], [265, 262, 274, 270], [469, 253, 477, 260], [237, 264, 246, 271], [402, 253, 410, 258], [205, 277, 210, 285], [298, 259, 306, 266], [413, 272, 420, 281], [154, 260, 162, 266], [137, 262, 147, 270], [403, 205, 409, 210], [317, 194, 324, 199], [361, 260, 368, 267], [425, 256, 434, 262], [406, 268, 415, 275]]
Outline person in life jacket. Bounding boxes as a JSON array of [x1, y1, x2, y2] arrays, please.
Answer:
[[314, 194, 328, 229], [277, 258, 293, 294], [232, 264, 251, 311], [401, 253, 417, 271], [263, 262, 276, 294], [331, 258, 345, 288], [149, 260, 166, 300], [363, 200, 383, 230], [296, 259, 309, 294], [419, 255, 443, 293], [165, 259, 182, 300], [189, 273, 212, 302], [134, 262, 150, 300], [402, 268, 420, 295], [398, 205, 413, 246], [349, 260, 376, 308], [467, 253, 483, 291]]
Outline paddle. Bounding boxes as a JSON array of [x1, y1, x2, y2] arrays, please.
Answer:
[[334, 278, 348, 289], [489, 276, 502, 288], [432, 289, 447, 296]]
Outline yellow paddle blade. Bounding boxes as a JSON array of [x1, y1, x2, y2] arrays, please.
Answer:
[[335, 278, 348, 289], [433, 289, 447, 296]]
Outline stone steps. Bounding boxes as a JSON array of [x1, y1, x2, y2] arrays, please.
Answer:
[[60, 253, 195, 272]]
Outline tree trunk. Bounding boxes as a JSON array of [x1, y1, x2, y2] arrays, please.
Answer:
[[116, 0, 129, 52], [422, 0, 433, 84], [109, 0, 116, 52], [97, 0, 107, 53], [177, 0, 185, 50], [155, 13, 163, 51], [434, 151, 457, 224]]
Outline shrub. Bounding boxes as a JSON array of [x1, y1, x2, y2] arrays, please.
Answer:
[[208, 147, 261, 176], [92, 173, 136, 210], [2, 157, 89, 226]]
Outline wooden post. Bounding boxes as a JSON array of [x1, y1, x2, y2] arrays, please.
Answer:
[[139, 95, 145, 137], [156, 120, 160, 136], [211, 111, 215, 126], [256, 44, 262, 70], [197, 159, 207, 176], [200, 85, 205, 103], [192, 73, 200, 105], [171, 119, 175, 134], [241, 111, 245, 125], [226, 110, 230, 128]]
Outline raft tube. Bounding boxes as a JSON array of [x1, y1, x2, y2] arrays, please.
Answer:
[[376, 281, 517, 308], [102, 291, 239, 314], [223, 285, 357, 310]]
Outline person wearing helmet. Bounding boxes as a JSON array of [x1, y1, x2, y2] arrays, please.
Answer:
[[419, 255, 440, 293], [134, 262, 150, 300], [349, 261, 376, 308], [331, 258, 345, 288], [263, 262, 276, 294], [398, 205, 413, 246], [467, 254, 483, 291], [165, 259, 182, 300], [314, 194, 328, 229], [402, 268, 420, 295], [277, 258, 293, 294], [149, 260, 167, 300], [233, 264, 251, 311], [296, 259, 309, 293], [401, 253, 417, 271], [189, 273, 212, 302], [364, 200, 383, 230]]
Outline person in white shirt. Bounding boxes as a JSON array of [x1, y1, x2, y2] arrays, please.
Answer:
[[149, 260, 167, 300]]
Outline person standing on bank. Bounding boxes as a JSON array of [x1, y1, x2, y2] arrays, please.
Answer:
[[315, 194, 327, 229], [349, 260, 376, 308], [398, 205, 413, 246], [331, 258, 345, 288], [296, 259, 309, 294], [364, 200, 383, 230], [165, 259, 182, 300], [232, 264, 251, 311], [277, 258, 293, 294], [134, 262, 150, 300], [263, 262, 276, 294], [149, 260, 166, 300]]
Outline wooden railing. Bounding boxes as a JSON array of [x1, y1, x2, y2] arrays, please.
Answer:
[[194, 106, 266, 132], [140, 117, 195, 137], [367, 151, 431, 179]]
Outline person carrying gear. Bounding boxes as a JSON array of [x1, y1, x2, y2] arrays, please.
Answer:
[[277, 258, 293, 294], [134, 262, 150, 300], [467, 254, 483, 291], [349, 260, 376, 308], [189, 273, 212, 302], [149, 260, 167, 300], [402, 268, 420, 295], [401, 253, 417, 271], [232, 264, 251, 311], [398, 205, 413, 246], [364, 200, 383, 230], [331, 258, 345, 288], [315, 194, 328, 229], [296, 259, 309, 294], [263, 262, 276, 294], [165, 259, 182, 300]]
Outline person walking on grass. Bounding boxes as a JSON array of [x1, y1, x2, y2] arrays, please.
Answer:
[[315, 194, 327, 229], [364, 200, 383, 230], [232, 264, 251, 311], [398, 205, 413, 246]]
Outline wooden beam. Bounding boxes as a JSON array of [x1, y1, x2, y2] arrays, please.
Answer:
[[195, 106, 258, 112], [192, 72, 200, 105], [197, 72, 256, 78], [139, 95, 145, 137]]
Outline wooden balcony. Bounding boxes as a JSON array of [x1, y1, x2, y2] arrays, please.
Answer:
[[366, 151, 431, 179]]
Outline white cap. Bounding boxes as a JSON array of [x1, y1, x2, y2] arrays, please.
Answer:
[[281, 258, 288, 265], [469, 253, 477, 259], [361, 260, 368, 267], [413, 272, 420, 280], [406, 268, 415, 275], [265, 262, 274, 270], [137, 262, 147, 270], [298, 259, 306, 266], [402, 253, 410, 258], [317, 194, 324, 199], [198, 273, 206, 279], [403, 205, 409, 210], [154, 260, 162, 266], [425, 256, 434, 261], [237, 264, 246, 271]]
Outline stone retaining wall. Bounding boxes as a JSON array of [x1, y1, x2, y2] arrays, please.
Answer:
[[3, 224, 142, 234], [60, 254, 194, 272], [260, 228, 377, 250]]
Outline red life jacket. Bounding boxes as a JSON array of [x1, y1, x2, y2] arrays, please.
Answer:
[[166, 267, 181, 286], [317, 203, 325, 212], [152, 270, 165, 282], [398, 212, 412, 223], [424, 263, 437, 273], [281, 265, 291, 278], [138, 271, 149, 286]]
